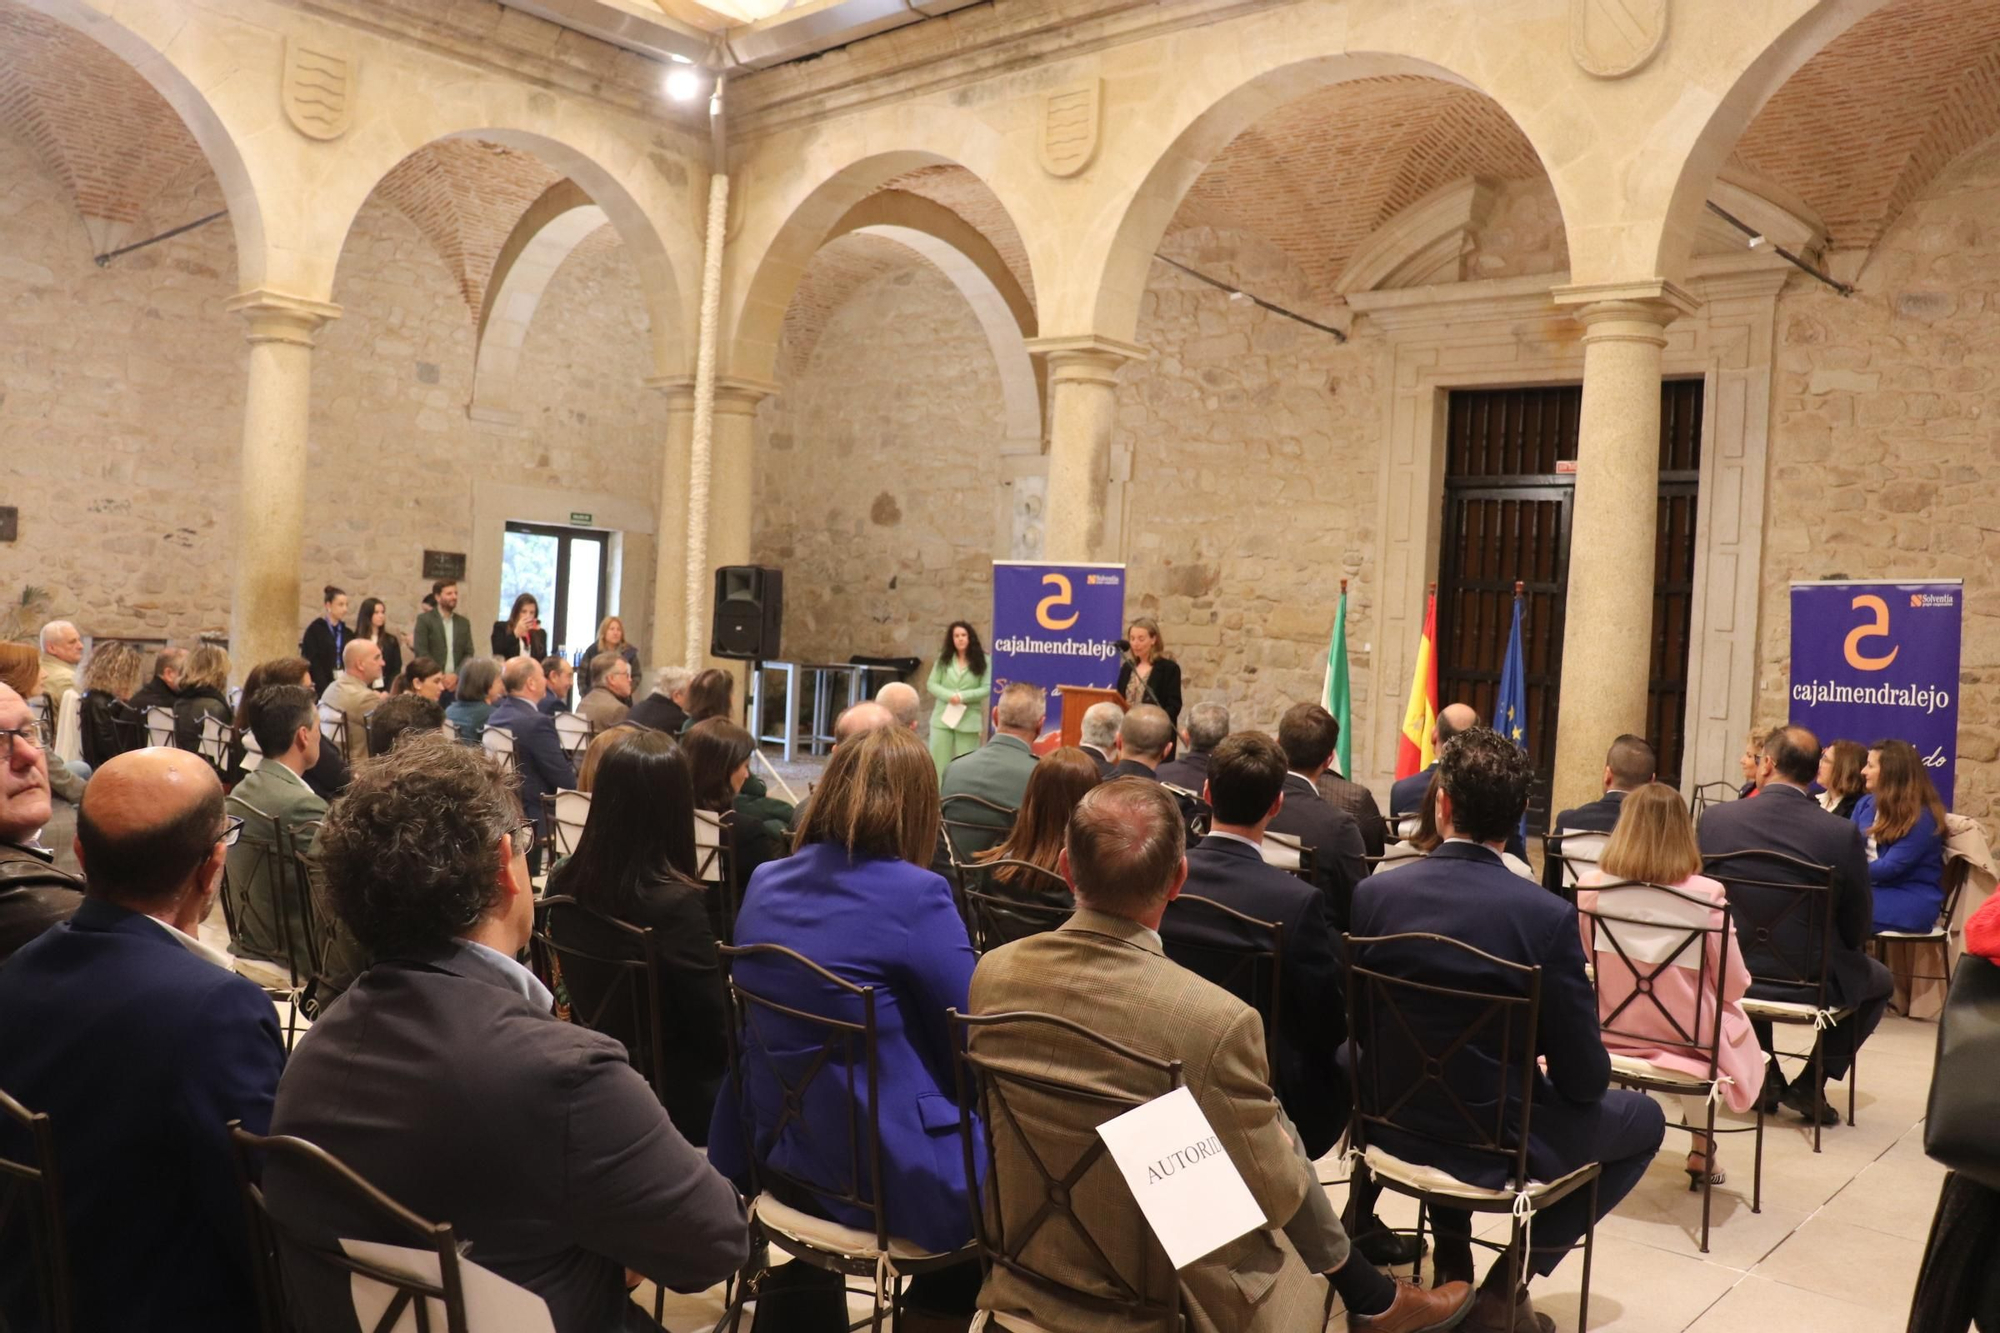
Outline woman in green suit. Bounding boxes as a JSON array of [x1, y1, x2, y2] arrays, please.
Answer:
[[926, 620, 990, 778]]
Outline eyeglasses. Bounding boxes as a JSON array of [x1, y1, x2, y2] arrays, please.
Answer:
[[0, 725, 42, 762], [508, 821, 535, 857], [219, 816, 245, 848]]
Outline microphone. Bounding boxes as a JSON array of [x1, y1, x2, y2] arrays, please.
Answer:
[[1114, 638, 1132, 654]]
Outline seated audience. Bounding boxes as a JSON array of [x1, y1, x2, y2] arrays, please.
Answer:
[[547, 729, 728, 1145], [1352, 728, 1664, 1330], [79, 640, 145, 768], [938, 680, 1045, 857], [389, 654, 446, 700], [629, 666, 694, 733], [581, 615, 640, 694], [1698, 725, 1892, 1126], [1737, 725, 1767, 799], [226, 684, 326, 978], [683, 667, 735, 729], [299, 586, 350, 697], [171, 644, 236, 756], [0, 682, 83, 963], [1156, 700, 1227, 790], [267, 734, 747, 1330], [1404, 770, 1538, 882], [710, 726, 981, 1326], [577, 722, 638, 792], [1577, 782, 1761, 1187], [578, 651, 635, 729], [38, 619, 85, 708], [444, 656, 504, 743], [232, 656, 348, 799], [0, 646, 84, 804], [1268, 702, 1370, 928], [1855, 737, 1949, 933], [1816, 739, 1867, 819], [364, 693, 448, 758], [833, 699, 897, 743], [1542, 733, 1654, 894], [876, 679, 923, 730], [684, 718, 793, 882], [1077, 699, 1122, 777], [131, 645, 186, 713], [0, 748, 284, 1332], [1106, 703, 1173, 778], [1316, 749, 1390, 862], [487, 656, 577, 868], [351, 596, 401, 688], [540, 655, 575, 715], [491, 591, 548, 660], [971, 778, 1469, 1332], [1388, 702, 1478, 821], [972, 744, 1097, 904], [316, 638, 381, 764]]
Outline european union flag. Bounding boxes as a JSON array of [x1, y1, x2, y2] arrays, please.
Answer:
[[1497, 595, 1529, 841]]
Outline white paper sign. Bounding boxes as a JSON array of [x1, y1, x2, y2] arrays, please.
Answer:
[[1094, 1086, 1267, 1268], [339, 1239, 556, 1333], [940, 702, 967, 730]]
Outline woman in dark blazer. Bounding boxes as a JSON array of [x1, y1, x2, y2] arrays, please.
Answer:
[[490, 592, 548, 660], [683, 718, 794, 886], [78, 642, 146, 769], [1113, 615, 1182, 728], [351, 597, 402, 689], [546, 728, 729, 1146], [708, 726, 980, 1322]]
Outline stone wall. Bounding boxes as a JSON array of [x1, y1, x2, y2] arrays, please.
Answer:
[[1759, 139, 2000, 823], [0, 126, 661, 660]]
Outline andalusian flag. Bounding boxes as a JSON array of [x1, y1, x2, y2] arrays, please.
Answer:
[[1395, 591, 1438, 780], [1322, 584, 1353, 778]]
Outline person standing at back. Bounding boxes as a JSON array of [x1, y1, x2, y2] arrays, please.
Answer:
[[0, 748, 284, 1333], [299, 587, 350, 697], [350, 597, 402, 690], [580, 615, 640, 694], [413, 578, 475, 698], [926, 620, 990, 778], [492, 592, 548, 660]]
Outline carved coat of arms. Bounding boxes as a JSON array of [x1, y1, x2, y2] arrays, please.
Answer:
[[1570, 0, 1669, 79], [1039, 81, 1101, 178], [282, 39, 354, 141]]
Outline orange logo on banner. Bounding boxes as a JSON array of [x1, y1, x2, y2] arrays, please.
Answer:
[[1035, 573, 1079, 630], [1843, 594, 1900, 671]]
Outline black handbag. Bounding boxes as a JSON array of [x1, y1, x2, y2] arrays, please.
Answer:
[[1925, 954, 2000, 1190]]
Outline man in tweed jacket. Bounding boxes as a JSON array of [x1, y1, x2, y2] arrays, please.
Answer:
[[968, 778, 1472, 1333]]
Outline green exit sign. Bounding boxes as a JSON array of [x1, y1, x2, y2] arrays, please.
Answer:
[[569, 512, 593, 525]]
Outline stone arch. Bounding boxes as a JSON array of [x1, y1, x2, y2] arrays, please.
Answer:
[[471, 181, 610, 422]]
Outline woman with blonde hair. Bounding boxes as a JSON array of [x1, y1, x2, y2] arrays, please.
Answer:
[[1854, 738, 1950, 933], [1578, 782, 1760, 1186], [172, 644, 233, 753], [79, 642, 146, 767], [974, 746, 1098, 903], [1114, 614, 1182, 729], [579, 614, 640, 695]]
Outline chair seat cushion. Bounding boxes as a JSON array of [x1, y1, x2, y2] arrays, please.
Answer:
[[1607, 1052, 1713, 1092], [1739, 998, 1854, 1023], [1361, 1145, 1595, 1204], [753, 1193, 946, 1263], [234, 956, 295, 990]]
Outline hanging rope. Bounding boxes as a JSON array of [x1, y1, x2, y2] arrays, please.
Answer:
[[683, 74, 729, 669]]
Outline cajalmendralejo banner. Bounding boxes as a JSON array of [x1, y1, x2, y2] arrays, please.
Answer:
[[1789, 580, 1963, 807], [990, 562, 1126, 716]]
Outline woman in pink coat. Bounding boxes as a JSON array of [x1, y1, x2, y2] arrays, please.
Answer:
[[1579, 782, 1762, 1187]]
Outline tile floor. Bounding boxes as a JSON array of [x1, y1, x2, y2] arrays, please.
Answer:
[[640, 1013, 1942, 1332]]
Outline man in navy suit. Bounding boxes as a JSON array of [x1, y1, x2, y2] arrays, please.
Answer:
[[1157, 701, 1228, 790], [1351, 728, 1664, 1333], [1387, 702, 1479, 824], [1268, 703, 1369, 929], [486, 655, 576, 871], [1540, 734, 1653, 894], [0, 747, 285, 1332], [1105, 703, 1173, 780], [1697, 725, 1890, 1126]]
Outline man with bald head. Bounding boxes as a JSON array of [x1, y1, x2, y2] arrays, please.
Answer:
[[834, 698, 897, 744], [0, 682, 83, 963], [319, 636, 384, 765], [1106, 703, 1174, 779], [876, 680, 923, 731], [1388, 702, 1479, 822], [0, 747, 284, 1332]]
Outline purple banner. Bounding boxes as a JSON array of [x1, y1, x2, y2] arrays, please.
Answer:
[[989, 562, 1125, 715], [1789, 580, 1962, 806]]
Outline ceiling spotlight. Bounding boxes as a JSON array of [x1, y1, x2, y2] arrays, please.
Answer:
[[1747, 233, 1767, 249], [1228, 290, 1253, 304], [666, 68, 702, 102]]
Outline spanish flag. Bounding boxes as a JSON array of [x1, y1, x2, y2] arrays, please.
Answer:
[[1395, 591, 1438, 780]]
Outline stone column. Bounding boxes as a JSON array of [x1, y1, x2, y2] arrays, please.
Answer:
[[700, 379, 777, 688], [1027, 335, 1146, 562], [647, 376, 697, 671], [1548, 283, 1696, 815], [223, 289, 341, 676]]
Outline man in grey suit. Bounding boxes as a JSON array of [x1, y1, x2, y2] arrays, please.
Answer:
[[413, 578, 476, 695], [225, 684, 326, 979], [938, 681, 1044, 858], [267, 732, 748, 1331]]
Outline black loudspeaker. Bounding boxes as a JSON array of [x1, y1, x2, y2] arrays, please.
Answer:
[[711, 566, 783, 660]]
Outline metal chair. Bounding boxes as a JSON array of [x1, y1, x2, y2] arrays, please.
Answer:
[[1701, 849, 1854, 1151], [1259, 830, 1319, 885], [143, 704, 177, 749], [1868, 854, 1975, 995], [316, 704, 348, 759], [541, 789, 592, 863], [940, 794, 1017, 867], [1541, 829, 1609, 900], [222, 796, 323, 1050], [1364, 845, 1426, 873], [717, 943, 977, 1332], [695, 807, 741, 944], [1688, 782, 1738, 823], [963, 879, 1075, 952], [229, 1123, 469, 1333], [240, 729, 265, 773], [198, 714, 237, 776], [1158, 894, 1285, 1076], [1579, 880, 1761, 1253], [106, 697, 147, 754], [26, 694, 52, 748], [0, 1086, 72, 1332], [1343, 931, 1603, 1329], [552, 710, 595, 765], [949, 1009, 1187, 1332], [1160, 782, 1211, 839], [533, 897, 666, 1094], [480, 725, 517, 775]]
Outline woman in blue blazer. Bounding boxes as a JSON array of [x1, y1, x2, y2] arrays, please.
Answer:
[[709, 725, 980, 1323], [1853, 738, 1949, 933]]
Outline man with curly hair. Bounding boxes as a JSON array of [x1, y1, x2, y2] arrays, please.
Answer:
[[265, 732, 747, 1331]]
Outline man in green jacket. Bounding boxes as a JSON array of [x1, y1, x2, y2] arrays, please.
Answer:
[[225, 683, 326, 981], [413, 578, 475, 695], [938, 681, 1044, 858]]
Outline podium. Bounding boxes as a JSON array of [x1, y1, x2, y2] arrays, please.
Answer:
[[1054, 685, 1125, 748]]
